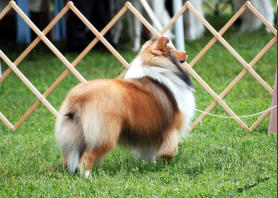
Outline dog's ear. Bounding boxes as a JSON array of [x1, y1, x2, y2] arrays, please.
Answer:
[[157, 37, 169, 52], [151, 37, 169, 55]]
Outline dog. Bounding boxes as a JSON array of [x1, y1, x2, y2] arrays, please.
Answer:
[[184, 0, 274, 40], [55, 37, 195, 178]]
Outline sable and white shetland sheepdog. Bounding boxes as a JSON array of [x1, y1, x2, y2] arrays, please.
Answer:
[[55, 37, 195, 177]]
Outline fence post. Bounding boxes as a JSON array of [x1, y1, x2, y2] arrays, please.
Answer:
[[268, 70, 277, 134]]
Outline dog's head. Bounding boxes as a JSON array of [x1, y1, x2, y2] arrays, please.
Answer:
[[138, 37, 188, 67], [137, 37, 192, 87]]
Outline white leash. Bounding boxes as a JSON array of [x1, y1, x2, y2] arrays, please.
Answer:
[[193, 105, 277, 119]]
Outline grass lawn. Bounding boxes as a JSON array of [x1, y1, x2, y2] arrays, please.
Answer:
[[0, 11, 277, 197]]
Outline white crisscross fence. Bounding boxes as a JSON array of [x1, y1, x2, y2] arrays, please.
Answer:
[[0, 1, 276, 132]]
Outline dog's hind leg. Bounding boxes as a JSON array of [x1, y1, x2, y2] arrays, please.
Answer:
[[157, 129, 179, 162], [79, 113, 121, 177], [79, 144, 115, 178], [55, 112, 84, 173]]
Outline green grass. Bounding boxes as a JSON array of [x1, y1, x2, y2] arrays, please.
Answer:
[[0, 13, 277, 197]]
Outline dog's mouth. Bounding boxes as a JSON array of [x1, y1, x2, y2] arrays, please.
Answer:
[[179, 57, 187, 64], [169, 47, 188, 64], [180, 51, 188, 64], [168, 46, 188, 64], [180, 52, 188, 64]]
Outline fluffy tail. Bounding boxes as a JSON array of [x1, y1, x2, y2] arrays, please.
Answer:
[[55, 111, 84, 173]]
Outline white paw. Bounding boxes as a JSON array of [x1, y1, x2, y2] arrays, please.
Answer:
[[85, 170, 90, 178]]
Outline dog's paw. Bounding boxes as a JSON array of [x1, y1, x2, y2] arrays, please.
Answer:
[[79, 168, 91, 178], [85, 170, 91, 178], [78, 162, 90, 178]]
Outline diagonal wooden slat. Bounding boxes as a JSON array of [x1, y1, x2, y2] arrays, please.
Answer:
[[0, 3, 11, 19], [155, 2, 250, 130], [68, 2, 129, 68], [185, 2, 276, 131], [190, 37, 277, 131], [158, 1, 276, 131], [125, 2, 161, 38], [249, 107, 272, 131], [126, 2, 249, 130], [1, 1, 161, 130], [189, 4, 247, 68], [0, 112, 15, 131], [0, 51, 59, 117], [0, 3, 70, 83], [124, 2, 249, 130], [13, 4, 130, 129], [0, 1, 275, 131], [182, 61, 249, 130], [245, 2, 277, 36], [67, 3, 250, 129], [160, 3, 188, 36], [14, 1, 168, 129], [185, 1, 273, 95], [9, 1, 86, 83]]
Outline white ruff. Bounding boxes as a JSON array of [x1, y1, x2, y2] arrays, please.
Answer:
[[124, 58, 195, 138]]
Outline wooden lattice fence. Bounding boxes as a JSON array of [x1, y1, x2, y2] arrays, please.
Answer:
[[0, 1, 276, 131]]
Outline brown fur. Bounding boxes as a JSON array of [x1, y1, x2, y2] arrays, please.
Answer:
[[56, 37, 190, 175], [139, 37, 188, 67], [79, 144, 114, 171], [65, 78, 179, 146]]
